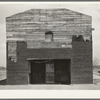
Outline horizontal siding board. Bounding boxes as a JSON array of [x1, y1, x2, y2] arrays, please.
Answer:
[[6, 9, 92, 46]]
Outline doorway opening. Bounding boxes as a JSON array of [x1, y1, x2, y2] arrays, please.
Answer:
[[29, 59, 71, 84]]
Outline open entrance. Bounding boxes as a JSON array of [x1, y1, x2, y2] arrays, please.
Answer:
[[29, 59, 71, 84], [55, 60, 71, 84]]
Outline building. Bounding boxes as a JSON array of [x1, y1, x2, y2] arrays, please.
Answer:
[[6, 9, 93, 85]]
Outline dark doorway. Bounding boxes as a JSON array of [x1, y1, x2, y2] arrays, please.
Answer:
[[30, 60, 45, 84], [55, 59, 71, 84], [29, 59, 71, 84]]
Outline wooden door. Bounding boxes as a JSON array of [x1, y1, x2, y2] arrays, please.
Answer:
[[45, 62, 54, 83]]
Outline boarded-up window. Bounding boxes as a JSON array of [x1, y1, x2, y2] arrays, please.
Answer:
[[45, 31, 53, 42]]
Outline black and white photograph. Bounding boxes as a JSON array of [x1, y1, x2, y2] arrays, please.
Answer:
[[0, 2, 100, 91]]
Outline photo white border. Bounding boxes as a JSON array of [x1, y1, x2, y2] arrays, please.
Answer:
[[0, 90, 100, 98], [0, 1, 100, 98]]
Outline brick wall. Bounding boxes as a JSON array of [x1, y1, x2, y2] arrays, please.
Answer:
[[7, 41, 73, 84], [7, 40, 93, 84], [71, 41, 93, 84], [7, 42, 29, 85]]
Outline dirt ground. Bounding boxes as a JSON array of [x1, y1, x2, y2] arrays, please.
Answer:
[[0, 84, 100, 90]]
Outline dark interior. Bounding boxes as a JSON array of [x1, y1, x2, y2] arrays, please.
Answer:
[[30, 60, 45, 84], [29, 59, 71, 84], [54, 59, 71, 84]]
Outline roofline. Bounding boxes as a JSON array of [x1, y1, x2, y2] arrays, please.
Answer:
[[6, 8, 92, 19]]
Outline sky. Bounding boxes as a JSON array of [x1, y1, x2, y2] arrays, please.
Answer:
[[0, 2, 100, 67]]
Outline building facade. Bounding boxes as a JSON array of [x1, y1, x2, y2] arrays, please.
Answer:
[[6, 9, 93, 85]]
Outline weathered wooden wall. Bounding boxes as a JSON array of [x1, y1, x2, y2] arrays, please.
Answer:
[[6, 9, 92, 45]]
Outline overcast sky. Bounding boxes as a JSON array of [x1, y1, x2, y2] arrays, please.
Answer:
[[0, 2, 100, 67]]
